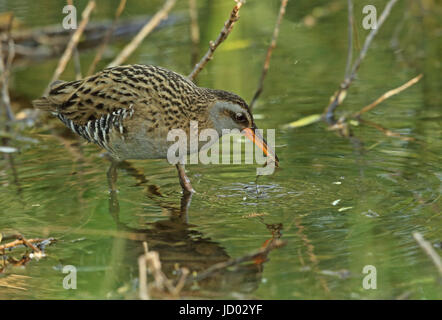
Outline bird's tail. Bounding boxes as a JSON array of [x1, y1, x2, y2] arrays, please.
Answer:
[[32, 80, 79, 112], [32, 97, 56, 111]]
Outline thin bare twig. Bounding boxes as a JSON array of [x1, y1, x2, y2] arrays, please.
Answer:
[[0, 235, 55, 253], [67, 0, 83, 80], [188, 0, 200, 44], [46, 0, 96, 94], [173, 268, 190, 294], [353, 12, 361, 52], [138, 241, 189, 299], [249, 0, 288, 110], [107, 0, 176, 68], [186, 239, 286, 283], [353, 74, 423, 118], [413, 232, 442, 277], [72, 45, 82, 80], [87, 0, 127, 75], [347, 0, 399, 86], [324, 0, 399, 123], [344, 0, 353, 78], [188, 0, 200, 67], [187, 0, 246, 81], [138, 252, 150, 299], [0, 14, 15, 121], [358, 118, 415, 141], [290, 216, 330, 293]]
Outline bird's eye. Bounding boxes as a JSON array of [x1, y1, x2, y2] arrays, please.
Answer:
[[235, 113, 246, 123]]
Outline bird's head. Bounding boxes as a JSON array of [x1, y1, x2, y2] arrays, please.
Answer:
[[206, 89, 279, 166]]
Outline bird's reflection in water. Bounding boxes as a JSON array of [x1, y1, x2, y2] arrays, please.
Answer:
[[104, 161, 283, 298]]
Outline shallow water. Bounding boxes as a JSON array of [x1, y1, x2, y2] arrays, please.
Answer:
[[0, 0, 441, 299]]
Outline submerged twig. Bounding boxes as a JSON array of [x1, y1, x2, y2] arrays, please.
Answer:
[[358, 118, 415, 141], [187, 239, 286, 283], [292, 216, 330, 293], [0, 234, 55, 253], [187, 0, 246, 81], [324, 0, 399, 123], [46, 0, 96, 94], [353, 74, 423, 118], [138, 241, 189, 299], [0, 235, 55, 273], [87, 0, 127, 75], [107, 0, 176, 68], [413, 232, 442, 277], [249, 0, 288, 111]]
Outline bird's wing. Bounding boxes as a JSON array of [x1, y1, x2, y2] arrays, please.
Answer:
[[47, 67, 147, 126]]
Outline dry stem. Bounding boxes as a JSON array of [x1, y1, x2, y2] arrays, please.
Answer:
[[249, 0, 288, 110], [188, 0, 200, 67], [138, 241, 189, 299], [0, 235, 54, 253], [187, 239, 286, 283], [0, 14, 15, 121], [107, 0, 176, 68], [344, 0, 353, 78], [67, 0, 83, 80], [46, 0, 96, 94], [358, 118, 415, 141], [353, 74, 423, 118], [188, 0, 200, 44], [324, 0, 399, 123], [87, 0, 127, 75], [187, 0, 246, 81]]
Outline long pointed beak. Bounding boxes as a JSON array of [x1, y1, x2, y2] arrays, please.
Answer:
[[242, 127, 279, 167]]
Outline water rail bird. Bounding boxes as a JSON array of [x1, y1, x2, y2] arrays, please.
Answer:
[[33, 64, 278, 193]]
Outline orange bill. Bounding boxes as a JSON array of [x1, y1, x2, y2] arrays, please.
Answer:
[[242, 127, 279, 167]]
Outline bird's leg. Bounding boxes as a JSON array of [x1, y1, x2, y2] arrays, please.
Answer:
[[176, 163, 195, 194], [107, 160, 120, 221], [107, 160, 118, 193], [179, 190, 193, 223]]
